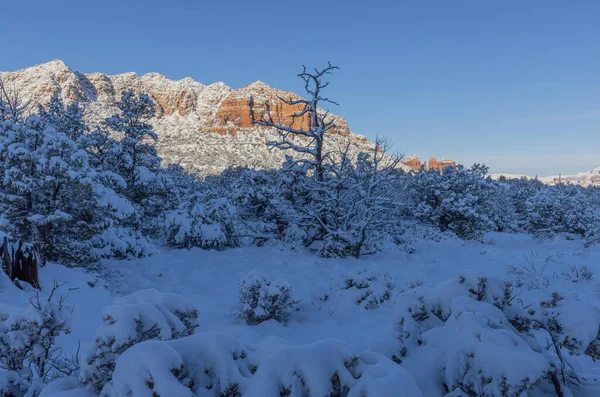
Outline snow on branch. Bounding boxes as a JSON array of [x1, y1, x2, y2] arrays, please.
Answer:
[[249, 63, 340, 181]]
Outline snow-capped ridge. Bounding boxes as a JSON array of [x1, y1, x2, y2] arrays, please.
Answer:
[[1, 60, 387, 176], [493, 167, 600, 187], [243, 80, 272, 90], [29, 59, 73, 74]]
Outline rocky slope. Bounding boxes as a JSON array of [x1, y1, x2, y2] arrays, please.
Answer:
[[1, 60, 453, 175]]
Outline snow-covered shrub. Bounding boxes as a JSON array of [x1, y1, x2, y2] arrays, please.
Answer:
[[206, 167, 298, 246], [427, 297, 551, 397], [487, 181, 519, 233], [504, 176, 544, 230], [282, 223, 308, 251], [245, 339, 422, 397], [103, 91, 162, 207], [391, 272, 524, 362], [300, 145, 402, 259], [391, 274, 559, 396], [393, 221, 459, 249], [525, 185, 600, 238], [0, 280, 73, 396], [91, 226, 151, 259], [141, 164, 201, 238], [109, 334, 422, 397], [163, 196, 238, 250], [338, 269, 395, 310], [80, 289, 199, 392], [530, 290, 600, 361], [408, 164, 498, 239], [234, 272, 298, 325], [108, 333, 257, 397]]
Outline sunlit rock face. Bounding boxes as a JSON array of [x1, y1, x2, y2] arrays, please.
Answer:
[[400, 155, 456, 172]]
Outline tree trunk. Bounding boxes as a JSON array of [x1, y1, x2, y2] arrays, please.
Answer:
[[0, 238, 40, 289], [1, 236, 12, 279], [12, 241, 40, 289]]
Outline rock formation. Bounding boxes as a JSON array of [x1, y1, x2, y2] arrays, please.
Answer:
[[1, 60, 450, 176], [400, 155, 456, 172], [400, 155, 422, 170], [428, 157, 457, 172]]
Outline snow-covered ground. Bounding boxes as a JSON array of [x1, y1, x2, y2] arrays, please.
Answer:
[[13, 231, 598, 396]]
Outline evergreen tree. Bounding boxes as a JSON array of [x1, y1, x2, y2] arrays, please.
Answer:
[[104, 90, 161, 205], [0, 116, 99, 263], [38, 94, 88, 141], [409, 164, 497, 239]]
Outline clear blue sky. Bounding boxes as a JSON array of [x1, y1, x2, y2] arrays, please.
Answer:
[[1, 0, 599, 176]]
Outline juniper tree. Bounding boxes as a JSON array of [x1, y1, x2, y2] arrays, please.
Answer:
[[38, 93, 88, 141], [104, 90, 161, 204], [0, 76, 29, 123], [250, 62, 340, 182]]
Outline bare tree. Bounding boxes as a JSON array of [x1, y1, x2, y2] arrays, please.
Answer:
[[304, 137, 403, 258], [250, 62, 340, 181], [0, 76, 29, 122], [249, 64, 405, 257]]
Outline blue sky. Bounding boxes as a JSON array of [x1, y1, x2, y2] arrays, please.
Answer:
[[1, 0, 599, 176]]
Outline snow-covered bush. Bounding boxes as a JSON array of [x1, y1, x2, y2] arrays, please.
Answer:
[[37, 376, 96, 397], [388, 272, 600, 395], [0, 280, 73, 396], [206, 167, 298, 246], [335, 268, 395, 310], [391, 274, 559, 396], [427, 297, 552, 397], [234, 272, 298, 325], [109, 333, 257, 397], [530, 290, 600, 361], [297, 144, 403, 259], [0, 114, 98, 265], [109, 335, 422, 397], [245, 339, 422, 397], [79, 289, 199, 392], [487, 181, 519, 233], [525, 185, 600, 238], [163, 196, 238, 250], [504, 176, 544, 230], [392, 272, 520, 352], [91, 226, 151, 259], [408, 165, 498, 239], [103, 91, 161, 206]]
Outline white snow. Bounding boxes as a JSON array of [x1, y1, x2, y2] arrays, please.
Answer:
[[1, 231, 592, 396]]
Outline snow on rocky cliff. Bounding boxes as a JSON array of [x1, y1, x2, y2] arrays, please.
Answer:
[[1, 60, 400, 175]]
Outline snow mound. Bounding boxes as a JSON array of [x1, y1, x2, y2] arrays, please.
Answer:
[[109, 334, 422, 397], [110, 333, 256, 397], [428, 297, 551, 397], [80, 289, 199, 391]]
